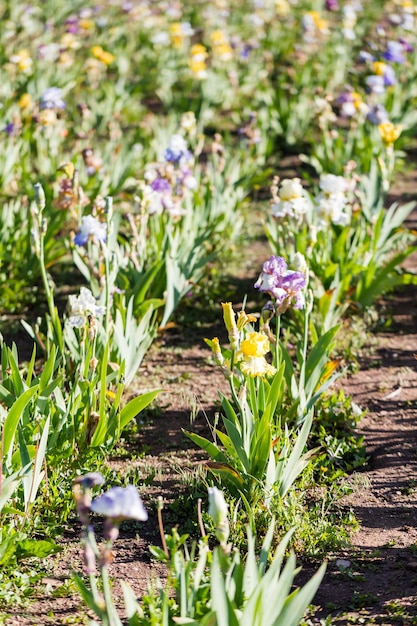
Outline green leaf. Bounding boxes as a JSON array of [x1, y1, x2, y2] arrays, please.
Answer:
[[211, 549, 239, 626], [7, 348, 25, 396], [22, 416, 50, 508], [38, 346, 57, 391], [279, 413, 315, 498], [220, 395, 240, 427], [265, 364, 285, 419], [149, 545, 169, 562], [305, 325, 339, 383], [17, 426, 31, 469], [20, 319, 37, 343], [250, 411, 272, 479], [90, 344, 110, 447], [0, 535, 18, 565], [3, 386, 39, 460], [25, 345, 37, 386], [273, 562, 327, 626], [215, 429, 237, 459], [222, 417, 250, 474], [183, 430, 228, 464], [119, 389, 162, 431], [17, 538, 62, 559], [132, 259, 165, 306], [120, 580, 142, 623], [72, 573, 105, 618], [0, 466, 31, 513]]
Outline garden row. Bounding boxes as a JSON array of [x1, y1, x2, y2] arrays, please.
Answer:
[[1, 1, 417, 623]]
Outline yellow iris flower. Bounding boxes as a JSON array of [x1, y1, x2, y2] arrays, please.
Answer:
[[378, 122, 402, 145], [91, 45, 115, 65], [237, 332, 276, 378]]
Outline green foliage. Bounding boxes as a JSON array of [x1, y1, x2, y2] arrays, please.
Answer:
[[129, 520, 326, 626], [0, 525, 60, 608], [185, 392, 315, 513], [311, 389, 367, 477]]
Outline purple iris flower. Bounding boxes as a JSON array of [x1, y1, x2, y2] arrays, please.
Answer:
[[151, 177, 172, 193], [240, 44, 252, 59], [65, 15, 80, 34], [90, 485, 148, 522], [261, 255, 287, 275], [254, 255, 307, 311], [365, 75, 385, 94], [367, 104, 389, 125], [358, 50, 375, 63], [399, 38, 413, 54], [325, 0, 339, 10], [382, 41, 406, 64], [164, 147, 191, 164], [163, 134, 190, 164], [337, 91, 353, 105], [4, 122, 15, 136], [383, 65, 397, 86], [74, 215, 106, 246]]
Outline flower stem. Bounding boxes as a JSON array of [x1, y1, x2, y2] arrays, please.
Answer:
[[274, 313, 281, 370], [101, 563, 123, 626], [158, 496, 169, 558], [229, 349, 240, 408], [103, 197, 113, 337]]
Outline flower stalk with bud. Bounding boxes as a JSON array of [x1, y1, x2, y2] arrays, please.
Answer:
[[32, 182, 64, 355], [72, 474, 148, 626]]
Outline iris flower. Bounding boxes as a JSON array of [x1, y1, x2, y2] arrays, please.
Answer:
[[74, 215, 106, 246], [68, 287, 106, 328], [255, 256, 306, 311], [90, 485, 148, 523], [237, 331, 276, 378]]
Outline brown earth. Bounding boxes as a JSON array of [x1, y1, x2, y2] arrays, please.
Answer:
[[303, 283, 417, 625], [3, 179, 417, 625]]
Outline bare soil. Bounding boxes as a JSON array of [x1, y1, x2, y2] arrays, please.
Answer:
[[304, 283, 417, 625]]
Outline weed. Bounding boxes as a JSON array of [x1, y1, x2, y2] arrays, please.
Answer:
[[400, 480, 417, 496], [349, 592, 378, 610]]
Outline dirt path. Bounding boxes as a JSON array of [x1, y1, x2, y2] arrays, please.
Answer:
[[311, 283, 417, 624], [308, 172, 417, 624]]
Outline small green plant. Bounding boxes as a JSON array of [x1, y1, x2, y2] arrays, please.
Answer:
[[349, 591, 378, 610]]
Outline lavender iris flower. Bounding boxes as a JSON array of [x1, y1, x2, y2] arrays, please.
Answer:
[[365, 75, 385, 94], [254, 255, 307, 310], [399, 38, 413, 54], [65, 16, 80, 34], [358, 50, 375, 63], [74, 215, 106, 246], [164, 134, 191, 164], [366, 104, 389, 125], [325, 0, 339, 10], [90, 485, 148, 522], [40, 87, 66, 110], [382, 41, 405, 64], [382, 65, 397, 86], [151, 177, 172, 193], [4, 122, 15, 136]]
